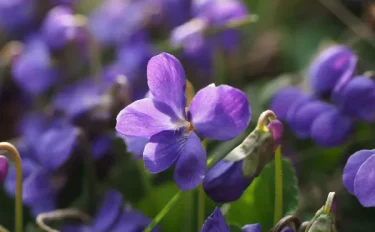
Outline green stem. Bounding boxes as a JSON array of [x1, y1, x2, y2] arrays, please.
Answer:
[[323, 192, 336, 214], [256, 110, 277, 132], [143, 191, 183, 232], [0, 142, 23, 232], [274, 146, 283, 225], [198, 184, 205, 231]]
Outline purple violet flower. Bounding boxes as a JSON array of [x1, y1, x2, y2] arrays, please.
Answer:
[[0, 155, 8, 183], [343, 149, 375, 207], [308, 45, 357, 96], [12, 35, 59, 96], [62, 189, 157, 232], [333, 75, 375, 122], [42, 6, 86, 50], [269, 87, 305, 121], [5, 114, 78, 216], [203, 160, 254, 203], [116, 53, 251, 190], [201, 207, 261, 232], [0, 0, 36, 33]]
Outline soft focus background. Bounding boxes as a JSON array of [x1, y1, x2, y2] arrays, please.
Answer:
[[0, 0, 374, 231]]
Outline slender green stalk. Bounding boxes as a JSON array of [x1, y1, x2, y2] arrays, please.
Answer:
[[198, 184, 205, 231], [323, 192, 336, 214], [143, 191, 183, 232], [137, 160, 158, 215], [0, 142, 23, 232], [274, 146, 283, 225]]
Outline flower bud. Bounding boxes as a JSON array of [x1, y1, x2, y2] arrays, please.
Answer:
[[308, 45, 357, 96], [0, 155, 9, 183], [267, 119, 283, 149], [307, 214, 334, 232]]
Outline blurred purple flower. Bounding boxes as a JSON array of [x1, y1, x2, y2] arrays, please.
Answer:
[[333, 76, 375, 122], [0, 0, 36, 33], [157, 0, 191, 28], [269, 87, 304, 120], [92, 134, 114, 160], [308, 45, 357, 96], [42, 6, 85, 50], [53, 79, 103, 120], [201, 207, 261, 232], [61, 189, 157, 232], [12, 35, 59, 96], [116, 53, 251, 190], [5, 114, 78, 216], [0, 155, 8, 183], [343, 149, 375, 207], [118, 134, 148, 160], [203, 160, 254, 203], [51, 0, 78, 5], [310, 107, 353, 147]]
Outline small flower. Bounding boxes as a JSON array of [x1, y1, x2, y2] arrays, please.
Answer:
[[42, 6, 85, 50], [201, 207, 262, 232], [343, 149, 375, 207], [116, 53, 251, 190], [308, 45, 357, 96], [333, 75, 375, 122], [203, 160, 254, 203], [61, 189, 157, 232], [12, 35, 59, 95], [267, 119, 283, 149], [5, 114, 78, 216], [0, 155, 8, 183], [269, 87, 304, 120]]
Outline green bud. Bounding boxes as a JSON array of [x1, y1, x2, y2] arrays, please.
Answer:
[[307, 214, 333, 232]]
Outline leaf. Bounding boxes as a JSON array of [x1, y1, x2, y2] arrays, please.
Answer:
[[229, 223, 243, 232], [137, 182, 193, 232], [226, 158, 298, 230]]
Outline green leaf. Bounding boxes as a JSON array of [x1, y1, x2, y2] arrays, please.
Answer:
[[228, 224, 243, 232], [137, 182, 193, 232], [226, 158, 298, 230]]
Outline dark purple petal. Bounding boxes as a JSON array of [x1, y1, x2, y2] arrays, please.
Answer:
[[242, 223, 262, 232], [174, 132, 206, 190], [143, 130, 186, 173], [354, 154, 375, 207], [12, 36, 59, 95], [310, 108, 353, 147], [36, 123, 78, 171], [334, 76, 375, 121], [19, 112, 47, 146], [308, 45, 357, 96], [189, 84, 251, 141], [291, 101, 334, 138], [203, 160, 253, 203], [200, 207, 229, 232], [286, 95, 315, 135], [116, 98, 181, 138], [5, 159, 39, 197], [110, 211, 155, 232], [147, 53, 187, 120], [92, 134, 113, 160], [0, 156, 9, 183], [281, 227, 294, 232], [267, 120, 284, 149], [92, 189, 123, 231], [343, 150, 375, 194], [269, 87, 304, 120]]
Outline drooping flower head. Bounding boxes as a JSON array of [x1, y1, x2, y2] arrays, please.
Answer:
[[62, 189, 156, 232], [116, 53, 251, 190], [343, 149, 375, 207], [308, 45, 357, 96], [0, 155, 8, 183]]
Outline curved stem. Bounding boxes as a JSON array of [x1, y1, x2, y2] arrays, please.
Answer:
[[274, 146, 283, 225], [36, 209, 91, 232], [256, 110, 277, 132], [143, 191, 183, 232], [198, 185, 205, 231], [0, 142, 23, 232]]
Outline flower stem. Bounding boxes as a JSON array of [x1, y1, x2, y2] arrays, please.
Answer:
[[198, 184, 205, 231], [36, 209, 91, 232], [0, 142, 23, 232], [143, 191, 183, 232], [274, 145, 283, 225], [323, 192, 336, 214], [256, 110, 277, 132]]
